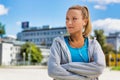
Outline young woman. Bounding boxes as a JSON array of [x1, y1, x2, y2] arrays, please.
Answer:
[[48, 5, 106, 80]]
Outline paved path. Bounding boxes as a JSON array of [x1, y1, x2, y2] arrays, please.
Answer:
[[0, 67, 120, 80], [99, 67, 120, 80], [0, 68, 52, 80]]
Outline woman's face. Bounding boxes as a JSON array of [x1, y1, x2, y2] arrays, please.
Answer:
[[66, 9, 85, 34]]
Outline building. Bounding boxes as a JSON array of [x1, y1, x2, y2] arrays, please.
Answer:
[[106, 32, 120, 51], [0, 37, 50, 66], [0, 39, 25, 65], [38, 46, 50, 65], [17, 22, 67, 47]]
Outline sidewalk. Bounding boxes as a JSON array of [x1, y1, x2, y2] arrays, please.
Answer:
[[0, 66, 119, 80], [99, 67, 120, 80], [0, 67, 52, 80]]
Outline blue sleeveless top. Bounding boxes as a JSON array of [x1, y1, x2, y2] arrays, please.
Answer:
[[64, 37, 89, 63]]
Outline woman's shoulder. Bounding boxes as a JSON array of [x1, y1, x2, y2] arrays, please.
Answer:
[[53, 35, 69, 42], [88, 37, 101, 47], [53, 36, 63, 41], [52, 36, 67, 46]]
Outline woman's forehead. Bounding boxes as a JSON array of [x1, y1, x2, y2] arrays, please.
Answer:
[[66, 9, 82, 16]]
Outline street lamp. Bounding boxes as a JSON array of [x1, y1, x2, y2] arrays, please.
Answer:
[[116, 37, 118, 66], [23, 52, 26, 65], [28, 46, 31, 65], [28, 53, 31, 65]]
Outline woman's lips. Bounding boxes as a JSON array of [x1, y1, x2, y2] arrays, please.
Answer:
[[68, 27, 74, 29]]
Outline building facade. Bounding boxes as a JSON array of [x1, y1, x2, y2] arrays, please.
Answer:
[[0, 37, 50, 66], [0, 40, 24, 65], [106, 32, 120, 51], [17, 22, 67, 47]]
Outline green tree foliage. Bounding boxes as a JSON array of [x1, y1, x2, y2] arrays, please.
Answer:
[[0, 22, 6, 38], [94, 29, 114, 54], [20, 42, 43, 64], [103, 43, 114, 54], [94, 29, 106, 49]]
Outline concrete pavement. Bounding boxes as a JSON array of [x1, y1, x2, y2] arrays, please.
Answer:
[[0, 67, 119, 80], [99, 67, 120, 80], [0, 68, 52, 80]]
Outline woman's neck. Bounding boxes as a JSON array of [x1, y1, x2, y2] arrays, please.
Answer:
[[69, 33, 84, 42], [69, 33, 85, 48]]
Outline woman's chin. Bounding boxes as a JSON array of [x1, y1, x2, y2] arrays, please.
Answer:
[[68, 31, 75, 34]]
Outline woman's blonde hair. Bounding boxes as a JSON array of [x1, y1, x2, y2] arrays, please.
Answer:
[[68, 5, 92, 37]]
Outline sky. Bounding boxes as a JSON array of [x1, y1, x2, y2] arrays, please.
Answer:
[[0, 0, 120, 38]]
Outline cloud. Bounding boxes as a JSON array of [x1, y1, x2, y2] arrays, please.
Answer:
[[89, 0, 120, 5], [94, 5, 106, 10], [92, 18, 120, 35], [0, 4, 9, 16], [16, 21, 21, 26], [88, 0, 120, 10], [7, 35, 17, 39]]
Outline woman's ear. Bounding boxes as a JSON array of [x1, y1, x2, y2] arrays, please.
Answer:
[[83, 19, 88, 26]]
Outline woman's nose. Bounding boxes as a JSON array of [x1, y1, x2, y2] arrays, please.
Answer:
[[67, 20, 72, 25]]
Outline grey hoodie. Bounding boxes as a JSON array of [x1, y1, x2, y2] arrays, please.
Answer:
[[48, 36, 106, 80]]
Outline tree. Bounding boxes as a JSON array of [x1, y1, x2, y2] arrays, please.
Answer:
[[20, 42, 43, 64], [94, 29, 106, 49], [103, 43, 114, 54], [0, 22, 5, 38], [94, 29, 114, 54]]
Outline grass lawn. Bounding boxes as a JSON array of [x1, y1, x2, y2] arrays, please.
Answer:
[[111, 66, 120, 71]]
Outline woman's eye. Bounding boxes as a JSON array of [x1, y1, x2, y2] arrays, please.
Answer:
[[73, 17, 77, 20], [66, 18, 69, 20]]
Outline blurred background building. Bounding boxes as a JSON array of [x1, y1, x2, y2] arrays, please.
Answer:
[[0, 36, 50, 66], [17, 22, 67, 47], [106, 32, 120, 52]]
